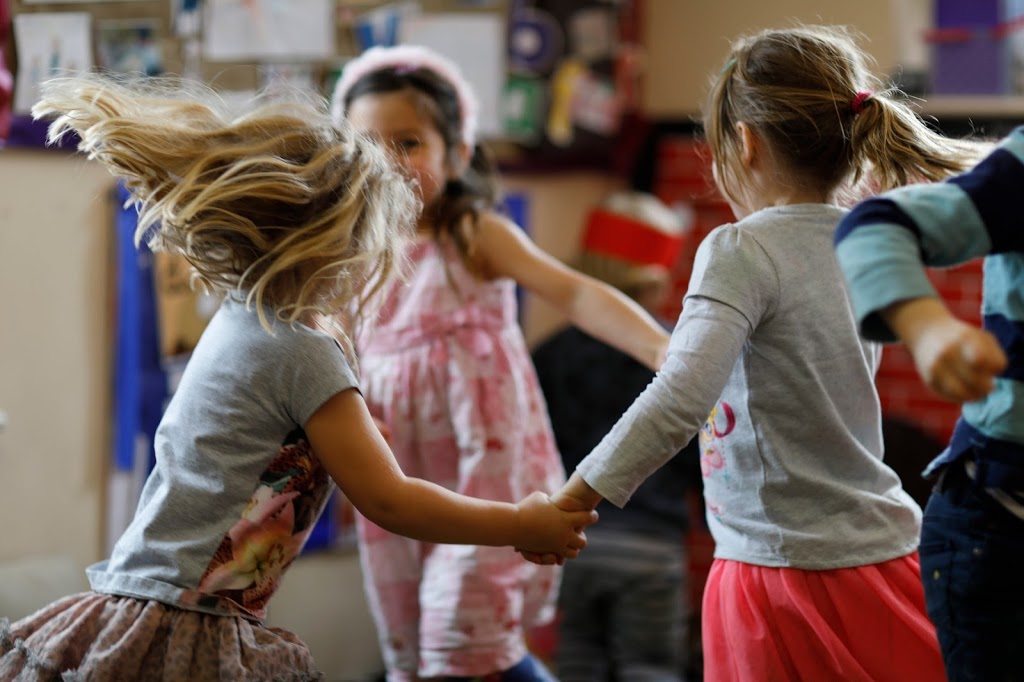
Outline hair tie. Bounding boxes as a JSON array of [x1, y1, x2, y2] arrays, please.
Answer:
[[851, 91, 873, 116]]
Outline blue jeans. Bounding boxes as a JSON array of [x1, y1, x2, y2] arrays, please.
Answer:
[[919, 461, 1024, 682], [440, 654, 557, 682]]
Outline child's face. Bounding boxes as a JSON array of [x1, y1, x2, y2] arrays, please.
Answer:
[[347, 90, 452, 212]]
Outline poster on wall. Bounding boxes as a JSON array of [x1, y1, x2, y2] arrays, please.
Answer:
[[399, 12, 506, 139], [12, 12, 92, 115], [202, 0, 334, 62], [97, 19, 163, 76]]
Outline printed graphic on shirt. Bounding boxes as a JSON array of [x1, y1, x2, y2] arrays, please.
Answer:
[[182, 428, 332, 620], [700, 401, 735, 518]]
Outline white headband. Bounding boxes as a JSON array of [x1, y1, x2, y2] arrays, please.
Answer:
[[331, 45, 479, 146]]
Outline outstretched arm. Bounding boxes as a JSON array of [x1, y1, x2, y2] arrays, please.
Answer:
[[835, 129, 1024, 400], [305, 388, 597, 556], [521, 295, 749, 564], [881, 297, 1007, 403], [474, 212, 669, 370]]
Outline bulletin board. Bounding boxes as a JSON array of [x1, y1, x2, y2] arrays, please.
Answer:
[[3, 0, 645, 166], [3, 1, 514, 144]]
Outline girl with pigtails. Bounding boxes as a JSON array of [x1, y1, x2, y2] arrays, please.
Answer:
[[331, 46, 670, 682]]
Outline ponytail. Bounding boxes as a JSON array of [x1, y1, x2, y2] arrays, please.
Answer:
[[849, 92, 988, 193]]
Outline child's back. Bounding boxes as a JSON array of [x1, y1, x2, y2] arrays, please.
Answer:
[[687, 205, 918, 566], [534, 24, 988, 682]]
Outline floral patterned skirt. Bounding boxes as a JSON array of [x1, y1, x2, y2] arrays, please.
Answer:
[[0, 592, 322, 681]]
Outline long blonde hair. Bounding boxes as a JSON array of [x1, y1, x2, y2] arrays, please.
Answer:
[[33, 74, 418, 344], [704, 24, 986, 205]]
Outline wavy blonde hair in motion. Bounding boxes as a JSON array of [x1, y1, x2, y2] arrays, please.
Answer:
[[32, 74, 419, 346]]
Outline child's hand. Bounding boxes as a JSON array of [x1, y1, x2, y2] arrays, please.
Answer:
[[514, 491, 596, 564], [911, 320, 1006, 402], [518, 473, 603, 565], [884, 298, 1007, 403]]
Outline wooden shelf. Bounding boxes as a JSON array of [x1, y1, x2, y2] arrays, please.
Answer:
[[915, 95, 1024, 119]]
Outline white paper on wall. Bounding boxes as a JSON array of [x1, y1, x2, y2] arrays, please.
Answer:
[[203, 0, 335, 62], [13, 12, 92, 115], [399, 12, 506, 140]]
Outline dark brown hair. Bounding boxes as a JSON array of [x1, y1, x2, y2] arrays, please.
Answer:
[[337, 66, 501, 269]]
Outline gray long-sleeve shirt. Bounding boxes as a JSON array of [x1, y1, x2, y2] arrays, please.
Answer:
[[578, 204, 921, 569]]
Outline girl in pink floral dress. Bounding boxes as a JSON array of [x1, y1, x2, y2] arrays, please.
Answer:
[[0, 74, 595, 681], [331, 46, 670, 682]]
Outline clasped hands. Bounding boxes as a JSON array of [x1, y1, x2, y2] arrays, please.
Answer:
[[516, 472, 604, 566]]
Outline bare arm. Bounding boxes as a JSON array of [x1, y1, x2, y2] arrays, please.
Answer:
[[474, 212, 669, 370], [304, 387, 597, 555], [882, 297, 1007, 403]]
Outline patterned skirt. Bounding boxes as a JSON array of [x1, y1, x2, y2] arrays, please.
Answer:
[[0, 592, 322, 681]]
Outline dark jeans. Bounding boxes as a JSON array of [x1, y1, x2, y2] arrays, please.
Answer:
[[919, 461, 1024, 682], [556, 528, 687, 682]]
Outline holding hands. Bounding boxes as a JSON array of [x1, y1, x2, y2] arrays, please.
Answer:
[[884, 297, 1008, 403], [518, 473, 604, 565], [514, 491, 597, 560]]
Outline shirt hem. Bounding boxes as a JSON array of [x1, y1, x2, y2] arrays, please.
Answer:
[[712, 539, 920, 570]]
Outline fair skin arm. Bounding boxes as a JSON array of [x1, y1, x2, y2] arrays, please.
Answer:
[[473, 211, 669, 371], [304, 387, 597, 554], [881, 297, 1007, 403]]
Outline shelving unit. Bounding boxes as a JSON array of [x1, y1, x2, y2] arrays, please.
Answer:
[[916, 95, 1024, 119]]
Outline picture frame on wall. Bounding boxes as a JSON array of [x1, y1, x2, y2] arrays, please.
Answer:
[[97, 18, 163, 76], [12, 12, 92, 115]]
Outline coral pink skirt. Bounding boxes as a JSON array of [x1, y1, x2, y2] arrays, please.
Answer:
[[702, 553, 945, 682]]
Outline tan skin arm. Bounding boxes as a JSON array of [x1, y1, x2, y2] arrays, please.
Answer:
[[304, 387, 597, 555], [473, 211, 670, 371], [882, 297, 1007, 403]]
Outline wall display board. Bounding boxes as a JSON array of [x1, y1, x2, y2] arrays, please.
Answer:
[[3, 0, 643, 167]]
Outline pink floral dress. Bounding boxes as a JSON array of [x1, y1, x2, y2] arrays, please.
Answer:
[[356, 238, 565, 681]]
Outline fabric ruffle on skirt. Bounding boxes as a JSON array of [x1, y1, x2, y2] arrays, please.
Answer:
[[701, 553, 946, 682], [0, 592, 323, 681]]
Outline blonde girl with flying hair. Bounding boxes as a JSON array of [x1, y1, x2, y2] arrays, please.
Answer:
[[526, 24, 987, 682], [0, 74, 596, 681], [330, 45, 670, 682]]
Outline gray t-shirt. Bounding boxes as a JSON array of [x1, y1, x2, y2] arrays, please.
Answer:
[[578, 204, 921, 569], [88, 298, 358, 620]]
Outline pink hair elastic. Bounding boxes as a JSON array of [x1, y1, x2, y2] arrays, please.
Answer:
[[331, 45, 480, 146], [851, 91, 873, 116]]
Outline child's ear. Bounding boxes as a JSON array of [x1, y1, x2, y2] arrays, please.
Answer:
[[736, 121, 758, 168], [447, 141, 472, 179]]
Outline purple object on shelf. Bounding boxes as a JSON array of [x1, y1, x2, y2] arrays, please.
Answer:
[[935, 0, 1001, 28], [4, 114, 81, 149], [931, 37, 1008, 95]]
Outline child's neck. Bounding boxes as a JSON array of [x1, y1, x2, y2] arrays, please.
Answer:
[[741, 169, 830, 217]]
